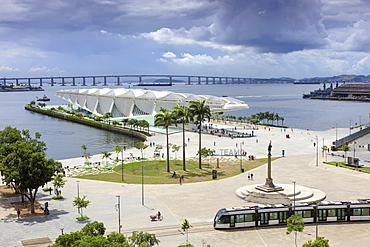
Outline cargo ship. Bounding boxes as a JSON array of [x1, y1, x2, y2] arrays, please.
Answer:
[[0, 85, 44, 92]]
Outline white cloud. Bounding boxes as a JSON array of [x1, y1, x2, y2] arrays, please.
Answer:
[[0, 66, 20, 72], [28, 66, 65, 73], [162, 52, 176, 58]]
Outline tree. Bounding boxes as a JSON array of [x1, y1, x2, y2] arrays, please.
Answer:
[[302, 237, 330, 247], [100, 151, 112, 166], [81, 221, 106, 236], [0, 126, 63, 213], [53, 174, 66, 196], [138, 119, 150, 133], [321, 145, 328, 157], [286, 215, 305, 247], [129, 231, 160, 247], [154, 145, 163, 160], [52, 222, 158, 247], [102, 112, 113, 124], [189, 100, 211, 169], [181, 219, 192, 245], [340, 144, 350, 160], [172, 106, 193, 171], [134, 141, 149, 158], [28, 100, 36, 107], [81, 145, 91, 164], [114, 145, 123, 161], [154, 108, 177, 172], [171, 144, 181, 160], [73, 195, 91, 219]]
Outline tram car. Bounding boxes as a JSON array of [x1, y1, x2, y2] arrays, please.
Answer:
[[213, 199, 370, 229]]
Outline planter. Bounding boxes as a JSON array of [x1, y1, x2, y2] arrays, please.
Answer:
[[76, 216, 90, 221]]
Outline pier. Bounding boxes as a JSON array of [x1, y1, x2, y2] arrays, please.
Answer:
[[0, 74, 251, 87]]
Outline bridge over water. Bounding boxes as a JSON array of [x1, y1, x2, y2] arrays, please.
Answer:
[[0, 74, 251, 87]]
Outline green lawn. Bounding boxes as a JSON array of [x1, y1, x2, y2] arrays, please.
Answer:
[[325, 161, 370, 173], [74, 157, 278, 184]]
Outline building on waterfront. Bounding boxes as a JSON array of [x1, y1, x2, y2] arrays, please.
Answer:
[[55, 88, 248, 122]]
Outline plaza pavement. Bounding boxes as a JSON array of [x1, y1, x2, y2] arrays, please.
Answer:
[[1, 124, 370, 246]]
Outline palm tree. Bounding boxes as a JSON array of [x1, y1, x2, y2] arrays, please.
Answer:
[[100, 151, 112, 166], [172, 105, 193, 171], [189, 100, 211, 169], [154, 108, 177, 172], [138, 119, 150, 133]]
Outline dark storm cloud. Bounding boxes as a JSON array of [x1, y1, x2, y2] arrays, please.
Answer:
[[211, 0, 328, 53]]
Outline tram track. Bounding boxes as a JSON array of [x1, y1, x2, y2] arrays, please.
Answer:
[[121, 222, 215, 237]]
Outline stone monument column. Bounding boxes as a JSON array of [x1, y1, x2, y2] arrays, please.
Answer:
[[256, 141, 283, 192]]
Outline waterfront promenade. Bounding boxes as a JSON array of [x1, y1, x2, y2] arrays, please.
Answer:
[[1, 124, 370, 246]]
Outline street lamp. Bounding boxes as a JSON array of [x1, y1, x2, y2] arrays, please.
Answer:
[[76, 180, 80, 214], [116, 195, 121, 233], [353, 142, 357, 169], [316, 137, 319, 166], [141, 166, 146, 206], [121, 146, 126, 181], [240, 142, 244, 172], [76, 180, 80, 198], [292, 181, 296, 214]]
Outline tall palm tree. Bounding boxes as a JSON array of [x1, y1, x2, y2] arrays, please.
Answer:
[[189, 100, 211, 169], [172, 105, 193, 171], [154, 108, 177, 172]]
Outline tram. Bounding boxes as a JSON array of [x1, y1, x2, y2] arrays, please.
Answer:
[[213, 199, 370, 229]]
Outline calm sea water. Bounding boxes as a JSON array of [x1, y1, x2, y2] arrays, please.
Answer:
[[1, 82, 369, 160]]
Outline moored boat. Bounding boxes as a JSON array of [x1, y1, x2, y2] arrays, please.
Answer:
[[37, 95, 50, 101]]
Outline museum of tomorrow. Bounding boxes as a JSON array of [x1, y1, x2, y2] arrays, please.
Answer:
[[56, 88, 248, 122]]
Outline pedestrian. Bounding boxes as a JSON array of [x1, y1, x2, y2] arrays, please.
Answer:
[[179, 177, 182, 185], [49, 187, 52, 195], [256, 139, 258, 143], [188, 138, 190, 142], [214, 142, 216, 146], [150, 142, 152, 147], [17, 209, 20, 218], [251, 173, 254, 180], [162, 153, 164, 159], [247, 173, 250, 180]]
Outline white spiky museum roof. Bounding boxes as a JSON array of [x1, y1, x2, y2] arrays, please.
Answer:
[[56, 88, 248, 118]]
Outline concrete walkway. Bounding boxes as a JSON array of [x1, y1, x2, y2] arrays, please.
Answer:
[[1, 124, 370, 246]]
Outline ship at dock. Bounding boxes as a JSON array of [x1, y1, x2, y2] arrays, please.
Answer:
[[303, 82, 370, 102], [0, 85, 44, 92]]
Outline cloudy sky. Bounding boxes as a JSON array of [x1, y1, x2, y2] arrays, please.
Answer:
[[0, 0, 369, 79]]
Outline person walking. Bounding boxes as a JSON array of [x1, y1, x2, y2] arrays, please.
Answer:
[[251, 173, 254, 180], [247, 173, 250, 180], [17, 209, 20, 219]]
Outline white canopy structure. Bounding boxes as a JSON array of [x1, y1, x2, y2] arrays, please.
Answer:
[[55, 88, 248, 119]]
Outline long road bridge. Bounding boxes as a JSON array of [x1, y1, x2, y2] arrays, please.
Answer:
[[0, 74, 251, 87]]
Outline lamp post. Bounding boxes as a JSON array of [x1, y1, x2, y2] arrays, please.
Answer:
[[240, 142, 244, 172], [76, 180, 80, 214], [354, 142, 357, 169], [316, 137, 319, 166], [315, 203, 318, 240], [141, 166, 145, 206], [121, 146, 125, 181], [116, 195, 121, 233], [292, 181, 296, 214]]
